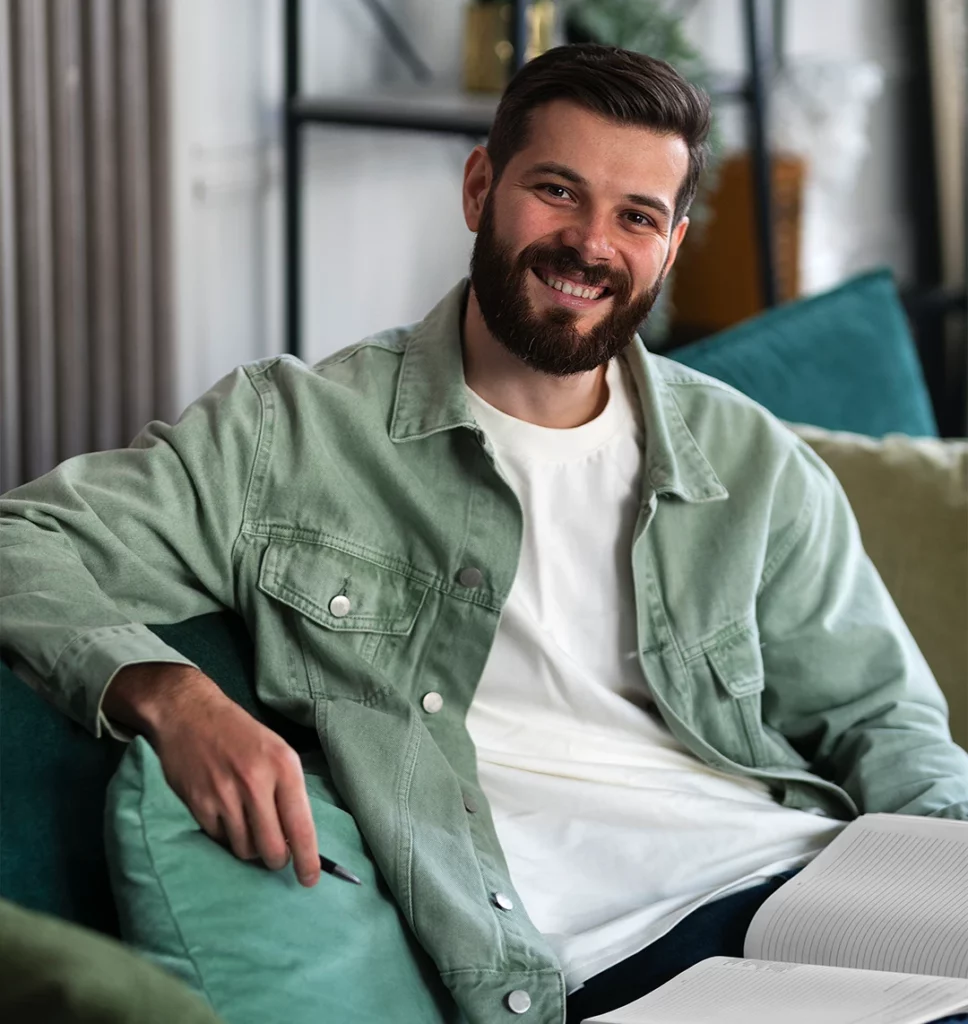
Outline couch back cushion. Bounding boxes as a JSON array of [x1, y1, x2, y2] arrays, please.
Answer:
[[669, 269, 938, 438]]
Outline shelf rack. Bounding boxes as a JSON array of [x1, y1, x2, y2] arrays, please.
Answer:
[[283, 0, 779, 360]]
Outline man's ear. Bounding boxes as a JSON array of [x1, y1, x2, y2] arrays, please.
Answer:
[[663, 216, 690, 274], [462, 146, 493, 233]]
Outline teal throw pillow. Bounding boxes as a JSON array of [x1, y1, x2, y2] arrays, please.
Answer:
[[668, 269, 938, 438], [105, 738, 462, 1024]]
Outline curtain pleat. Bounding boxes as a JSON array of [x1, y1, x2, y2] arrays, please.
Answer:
[[86, 0, 122, 455], [0, 0, 171, 493], [12, 0, 57, 481], [0, 0, 21, 492], [50, 0, 89, 461], [117, 0, 154, 442]]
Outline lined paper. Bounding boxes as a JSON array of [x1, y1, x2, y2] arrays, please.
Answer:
[[582, 957, 968, 1024], [744, 814, 968, 978]]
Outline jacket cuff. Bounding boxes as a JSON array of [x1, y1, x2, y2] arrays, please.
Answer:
[[49, 624, 197, 738]]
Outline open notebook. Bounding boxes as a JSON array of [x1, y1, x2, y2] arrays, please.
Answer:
[[583, 814, 968, 1024]]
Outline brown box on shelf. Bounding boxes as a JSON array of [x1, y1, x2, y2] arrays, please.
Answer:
[[670, 152, 804, 335]]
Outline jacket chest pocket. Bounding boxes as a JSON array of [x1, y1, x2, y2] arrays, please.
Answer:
[[686, 628, 768, 768], [258, 539, 429, 701]]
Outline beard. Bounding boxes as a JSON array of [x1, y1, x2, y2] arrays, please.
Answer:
[[469, 195, 667, 377]]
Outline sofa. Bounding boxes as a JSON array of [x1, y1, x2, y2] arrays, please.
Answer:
[[2, 268, 965, 1021]]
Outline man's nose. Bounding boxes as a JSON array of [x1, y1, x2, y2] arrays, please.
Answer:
[[558, 210, 616, 264]]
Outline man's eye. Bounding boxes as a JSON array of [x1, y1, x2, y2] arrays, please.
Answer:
[[625, 211, 654, 228], [540, 184, 571, 200]]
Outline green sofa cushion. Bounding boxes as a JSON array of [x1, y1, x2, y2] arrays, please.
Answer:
[[0, 612, 314, 935], [0, 897, 225, 1023], [669, 269, 939, 438], [105, 737, 460, 1024]]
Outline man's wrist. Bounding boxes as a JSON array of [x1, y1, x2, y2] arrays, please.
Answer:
[[103, 662, 218, 741]]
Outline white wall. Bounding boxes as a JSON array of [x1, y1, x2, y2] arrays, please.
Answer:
[[167, 0, 474, 413], [166, 0, 913, 413]]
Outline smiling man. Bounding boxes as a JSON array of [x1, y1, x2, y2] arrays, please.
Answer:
[[2, 44, 967, 1024]]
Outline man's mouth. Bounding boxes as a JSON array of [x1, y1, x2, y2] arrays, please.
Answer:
[[532, 267, 611, 301]]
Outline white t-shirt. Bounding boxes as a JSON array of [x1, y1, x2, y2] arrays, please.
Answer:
[[464, 359, 845, 991]]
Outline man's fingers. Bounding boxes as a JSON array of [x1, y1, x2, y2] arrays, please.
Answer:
[[218, 804, 258, 862], [276, 776, 319, 887], [244, 786, 292, 872]]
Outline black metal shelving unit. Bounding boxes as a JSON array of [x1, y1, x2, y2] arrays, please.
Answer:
[[900, 0, 967, 436], [283, 0, 779, 360]]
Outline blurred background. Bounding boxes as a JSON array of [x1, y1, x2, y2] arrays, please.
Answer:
[[1, 0, 965, 492]]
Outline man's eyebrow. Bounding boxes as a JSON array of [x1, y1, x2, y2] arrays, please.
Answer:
[[524, 161, 672, 220], [525, 161, 588, 186]]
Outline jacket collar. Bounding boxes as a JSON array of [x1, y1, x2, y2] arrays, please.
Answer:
[[389, 281, 478, 442], [389, 279, 727, 504]]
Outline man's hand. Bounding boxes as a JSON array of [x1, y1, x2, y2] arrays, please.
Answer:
[[103, 664, 321, 887]]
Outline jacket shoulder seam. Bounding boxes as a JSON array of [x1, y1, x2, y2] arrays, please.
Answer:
[[313, 338, 407, 372]]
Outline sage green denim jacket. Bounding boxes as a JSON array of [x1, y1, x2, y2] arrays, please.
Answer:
[[3, 281, 967, 1024]]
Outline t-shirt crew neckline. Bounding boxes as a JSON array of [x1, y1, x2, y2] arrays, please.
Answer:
[[465, 359, 630, 463]]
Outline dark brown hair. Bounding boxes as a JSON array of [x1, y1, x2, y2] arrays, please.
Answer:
[[487, 44, 711, 223]]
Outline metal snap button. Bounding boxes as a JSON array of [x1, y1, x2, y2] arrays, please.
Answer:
[[492, 892, 513, 911], [421, 691, 444, 714], [506, 990, 531, 1014], [458, 566, 484, 588], [328, 595, 351, 618]]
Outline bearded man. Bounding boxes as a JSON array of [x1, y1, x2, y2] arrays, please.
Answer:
[[2, 44, 966, 1024]]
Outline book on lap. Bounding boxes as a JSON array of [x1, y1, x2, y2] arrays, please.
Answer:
[[582, 814, 968, 1024]]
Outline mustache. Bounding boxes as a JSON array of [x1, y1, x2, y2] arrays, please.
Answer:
[[515, 242, 633, 300]]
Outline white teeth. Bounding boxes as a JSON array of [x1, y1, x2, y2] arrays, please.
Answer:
[[541, 272, 603, 300]]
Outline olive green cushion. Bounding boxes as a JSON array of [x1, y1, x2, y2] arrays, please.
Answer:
[[105, 737, 461, 1024], [0, 896, 224, 1023], [791, 425, 968, 749]]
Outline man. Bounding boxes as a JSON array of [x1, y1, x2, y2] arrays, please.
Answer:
[[2, 44, 966, 1024]]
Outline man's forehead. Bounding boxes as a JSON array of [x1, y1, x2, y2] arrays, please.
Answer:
[[508, 100, 689, 203]]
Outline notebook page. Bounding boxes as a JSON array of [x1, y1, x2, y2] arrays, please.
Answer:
[[744, 814, 968, 978], [581, 957, 968, 1024]]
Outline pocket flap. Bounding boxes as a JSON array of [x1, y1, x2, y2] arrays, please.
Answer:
[[705, 630, 765, 698], [258, 540, 427, 635]]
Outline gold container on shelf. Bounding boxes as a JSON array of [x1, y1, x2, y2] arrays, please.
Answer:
[[463, 1, 556, 93]]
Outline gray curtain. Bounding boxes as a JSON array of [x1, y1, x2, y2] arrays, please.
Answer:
[[0, 0, 172, 493]]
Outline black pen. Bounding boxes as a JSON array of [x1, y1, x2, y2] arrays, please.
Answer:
[[320, 854, 362, 885]]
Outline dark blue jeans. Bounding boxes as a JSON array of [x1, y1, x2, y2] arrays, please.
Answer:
[[565, 872, 968, 1023]]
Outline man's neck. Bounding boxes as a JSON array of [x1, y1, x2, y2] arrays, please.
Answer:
[[461, 287, 609, 429]]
